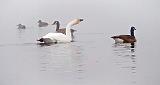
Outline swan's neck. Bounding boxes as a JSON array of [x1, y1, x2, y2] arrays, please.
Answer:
[[66, 24, 72, 40], [55, 22, 60, 31]]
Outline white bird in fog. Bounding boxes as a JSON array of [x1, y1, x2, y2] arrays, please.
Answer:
[[37, 18, 83, 44]]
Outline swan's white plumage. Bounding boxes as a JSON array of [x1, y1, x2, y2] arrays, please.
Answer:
[[38, 19, 83, 43], [42, 32, 72, 43]]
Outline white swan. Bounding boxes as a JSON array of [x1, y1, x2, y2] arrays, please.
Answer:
[[37, 19, 83, 44]]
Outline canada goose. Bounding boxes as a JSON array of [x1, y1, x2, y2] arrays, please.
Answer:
[[38, 20, 48, 27], [111, 26, 136, 44], [52, 21, 76, 37], [37, 19, 83, 44], [17, 24, 26, 29]]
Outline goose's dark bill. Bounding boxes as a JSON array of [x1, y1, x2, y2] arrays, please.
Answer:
[[80, 19, 84, 22]]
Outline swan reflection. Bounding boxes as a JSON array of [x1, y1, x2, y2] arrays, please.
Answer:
[[39, 43, 86, 80]]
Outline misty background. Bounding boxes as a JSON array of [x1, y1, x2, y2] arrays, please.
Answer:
[[0, 0, 160, 85]]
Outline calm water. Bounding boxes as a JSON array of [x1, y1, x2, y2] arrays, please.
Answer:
[[0, 0, 160, 85]]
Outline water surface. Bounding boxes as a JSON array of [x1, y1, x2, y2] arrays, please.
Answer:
[[0, 0, 160, 85]]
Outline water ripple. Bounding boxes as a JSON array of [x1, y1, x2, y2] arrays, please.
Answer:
[[112, 43, 137, 84], [39, 43, 87, 80]]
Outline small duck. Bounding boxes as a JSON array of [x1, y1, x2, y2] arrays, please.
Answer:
[[52, 21, 76, 37], [17, 24, 26, 29], [111, 26, 137, 44], [38, 20, 48, 27]]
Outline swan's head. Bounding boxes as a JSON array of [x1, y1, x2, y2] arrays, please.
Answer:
[[52, 21, 59, 25], [68, 18, 84, 26]]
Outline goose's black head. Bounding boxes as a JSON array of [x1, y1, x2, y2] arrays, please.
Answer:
[[130, 26, 136, 36], [131, 26, 136, 31], [52, 21, 60, 31], [52, 21, 59, 25]]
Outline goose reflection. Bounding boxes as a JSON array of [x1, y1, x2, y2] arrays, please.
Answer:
[[112, 43, 136, 84], [39, 43, 86, 80], [112, 43, 136, 73]]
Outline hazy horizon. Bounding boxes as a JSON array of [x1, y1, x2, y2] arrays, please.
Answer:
[[0, 0, 160, 85]]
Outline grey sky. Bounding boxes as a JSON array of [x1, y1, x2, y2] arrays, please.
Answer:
[[0, 0, 159, 34]]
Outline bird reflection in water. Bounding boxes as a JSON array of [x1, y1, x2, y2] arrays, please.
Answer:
[[38, 43, 86, 80], [112, 43, 136, 73], [112, 43, 136, 84]]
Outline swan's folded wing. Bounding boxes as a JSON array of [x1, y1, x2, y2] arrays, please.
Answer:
[[51, 33, 70, 42], [42, 33, 58, 43], [43, 38, 57, 43], [43, 33, 69, 42]]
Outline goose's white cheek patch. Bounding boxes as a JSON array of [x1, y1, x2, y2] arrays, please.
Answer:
[[114, 38, 124, 43]]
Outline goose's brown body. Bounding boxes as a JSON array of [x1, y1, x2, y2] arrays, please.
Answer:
[[111, 26, 136, 43], [111, 35, 136, 43]]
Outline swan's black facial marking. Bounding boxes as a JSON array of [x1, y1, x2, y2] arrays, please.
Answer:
[[80, 19, 83, 22]]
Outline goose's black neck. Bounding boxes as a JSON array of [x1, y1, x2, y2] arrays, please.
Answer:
[[130, 30, 134, 36], [130, 27, 135, 36], [55, 21, 60, 31]]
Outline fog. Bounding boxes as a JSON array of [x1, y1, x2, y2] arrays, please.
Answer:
[[0, 0, 160, 85]]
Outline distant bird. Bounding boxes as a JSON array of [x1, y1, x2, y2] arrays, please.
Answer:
[[52, 21, 76, 37], [17, 24, 26, 29], [111, 26, 136, 44], [38, 20, 48, 27], [37, 18, 83, 44]]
